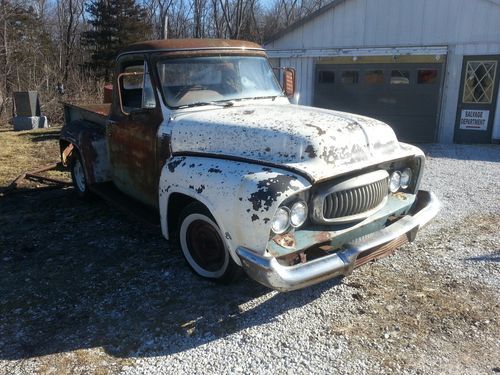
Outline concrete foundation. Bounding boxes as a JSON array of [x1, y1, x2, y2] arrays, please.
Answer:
[[12, 116, 49, 131]]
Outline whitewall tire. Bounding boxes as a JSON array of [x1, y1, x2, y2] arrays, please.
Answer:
[[178, 203, 241, 283]]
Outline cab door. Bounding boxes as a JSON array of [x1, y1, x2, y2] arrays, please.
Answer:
[[108, 54, 163, 207]]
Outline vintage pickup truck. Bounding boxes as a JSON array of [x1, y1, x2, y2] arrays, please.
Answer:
[[60, 39, 440, 291]]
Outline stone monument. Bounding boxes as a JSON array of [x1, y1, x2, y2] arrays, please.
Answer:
[[12, 91, 49, 131]]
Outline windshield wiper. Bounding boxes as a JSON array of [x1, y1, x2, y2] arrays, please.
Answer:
[[178, 100, 234, 109], [237, 95, 281, 101]]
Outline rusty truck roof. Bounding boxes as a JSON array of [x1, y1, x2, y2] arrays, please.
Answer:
[[118, 39, 264, 56]]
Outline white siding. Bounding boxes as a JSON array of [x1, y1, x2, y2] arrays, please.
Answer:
[[267, 0, 500, 50]]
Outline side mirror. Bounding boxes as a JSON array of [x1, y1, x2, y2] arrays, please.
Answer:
[[283, 68, 296, 98], [117, 71, 145, 116]]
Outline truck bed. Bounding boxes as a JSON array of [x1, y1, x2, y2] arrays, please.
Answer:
[[63, 102, 111, 126]]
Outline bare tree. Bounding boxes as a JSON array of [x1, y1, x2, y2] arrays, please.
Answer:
[[55, 0, 85, 83], [0, 0, 12, 118]]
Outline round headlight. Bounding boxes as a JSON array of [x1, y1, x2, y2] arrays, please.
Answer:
[[271, 207, 290, 234], [400, 168, 413, 189], [290, 201, 308, 228], [389, 171, 401, 193]]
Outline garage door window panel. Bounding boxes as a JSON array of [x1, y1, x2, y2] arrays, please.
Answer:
[[341, 71, 358, 84], [390, 70, 410, 85], [417, 69, 438, 84], [319, 71, 335, 84], [364, 70, 384, 85]]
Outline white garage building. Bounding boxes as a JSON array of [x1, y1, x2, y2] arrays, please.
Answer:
[[264, 0, 500, 143]]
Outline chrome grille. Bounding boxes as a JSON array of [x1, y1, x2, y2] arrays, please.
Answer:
[[323, 177, 388, 219], [310, 170, 390, 224]]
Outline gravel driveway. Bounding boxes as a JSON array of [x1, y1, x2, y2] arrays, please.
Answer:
[[0, 144, 499, 375]]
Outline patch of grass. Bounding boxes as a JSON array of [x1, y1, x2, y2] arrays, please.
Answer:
[[0, 127, 69, 188]]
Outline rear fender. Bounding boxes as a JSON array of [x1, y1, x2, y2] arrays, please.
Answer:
[[59, 120, 111, 184], [159, 156, 310, 264]]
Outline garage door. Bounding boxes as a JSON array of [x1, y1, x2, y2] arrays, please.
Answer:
[[314, 59, 444, 143]]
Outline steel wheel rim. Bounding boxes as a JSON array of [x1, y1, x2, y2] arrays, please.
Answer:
[[186, 219, 226, 272], [180, 213, 229, 278], [74, 159, 86, 192]]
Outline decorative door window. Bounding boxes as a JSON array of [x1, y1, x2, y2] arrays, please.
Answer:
[[462, 61, 497, 104]]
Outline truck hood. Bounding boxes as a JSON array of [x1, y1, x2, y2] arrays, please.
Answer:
[[170, 104, 415, 182]]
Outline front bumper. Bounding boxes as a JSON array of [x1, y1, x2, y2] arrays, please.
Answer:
[[236, 190, 440, 292]]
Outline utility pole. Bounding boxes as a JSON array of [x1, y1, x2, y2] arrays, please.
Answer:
[[163, 14, 168, 39]]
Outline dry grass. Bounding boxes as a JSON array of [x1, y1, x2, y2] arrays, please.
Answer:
[[0, 127, 69, 189]]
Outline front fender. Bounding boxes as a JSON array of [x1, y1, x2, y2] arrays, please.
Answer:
[[159, 156, 311, 264]]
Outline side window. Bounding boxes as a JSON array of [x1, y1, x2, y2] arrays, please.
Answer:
[[268, 58, 281, 81], [118, 60, 156, 114], [463, 61, 497, 103], [142, 70, 155, 108]]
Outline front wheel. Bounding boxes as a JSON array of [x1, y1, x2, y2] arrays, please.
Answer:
[[178, 203, 241, 283], [70, 152, 90, 198]]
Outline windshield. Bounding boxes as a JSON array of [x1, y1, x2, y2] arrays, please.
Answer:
[[156, 56, 283, 108]]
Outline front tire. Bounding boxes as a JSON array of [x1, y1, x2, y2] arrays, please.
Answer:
[[178, 202, 241, 283]]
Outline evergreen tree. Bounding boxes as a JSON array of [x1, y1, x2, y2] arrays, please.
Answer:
[[82, 0, 151, 80]]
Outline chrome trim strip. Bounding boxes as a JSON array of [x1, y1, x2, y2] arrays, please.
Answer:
[[237, 190, 440, 292]]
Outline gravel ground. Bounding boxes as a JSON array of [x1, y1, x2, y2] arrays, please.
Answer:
[[1, 143, 499, 375]]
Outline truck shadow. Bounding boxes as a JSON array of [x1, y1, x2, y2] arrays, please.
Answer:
[[0, 188, 340, 360], [17, 129, 61, 142]]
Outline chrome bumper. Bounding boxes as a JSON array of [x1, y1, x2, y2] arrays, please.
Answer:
[[236, 190, 440, 292]]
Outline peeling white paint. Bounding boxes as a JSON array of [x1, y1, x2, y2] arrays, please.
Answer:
[[167, 102, 411, 182], [158, 156, 310, 263]]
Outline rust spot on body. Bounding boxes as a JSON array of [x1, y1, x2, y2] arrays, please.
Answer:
[[315, 231, 331, 244], [273, 232, 295, 249]]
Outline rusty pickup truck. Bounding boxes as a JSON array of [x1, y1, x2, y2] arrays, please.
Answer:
[[59, 39, 440, 291]]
